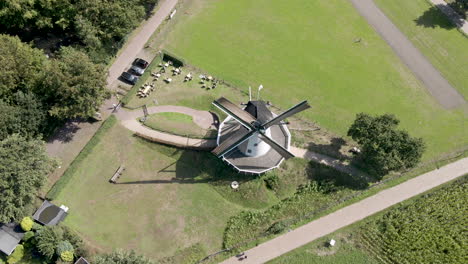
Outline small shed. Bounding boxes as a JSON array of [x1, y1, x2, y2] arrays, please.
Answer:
[[74, 257, 90, 264], [0, 223, 25, 255], [33, 200, 68, 226]]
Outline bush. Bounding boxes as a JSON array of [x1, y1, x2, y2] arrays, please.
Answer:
[[60, 251, 74, 262], [161, 50, 185, 67], [268, 220, 289, 234], [56, 241, 74, 256], [20, 217, 33, 231], [32, 222, 42, 231], [263, 174, 280, 191], [7, 245, 24, 264], [23, 231, 35, 241]]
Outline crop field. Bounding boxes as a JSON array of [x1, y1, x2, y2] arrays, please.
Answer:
[[359, 176, 467, 264], [162, 0, 467, 160]]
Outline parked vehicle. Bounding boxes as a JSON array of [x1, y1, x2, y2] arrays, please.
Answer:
[[133, 58, 149, 69], [129, 65, 145, 76], [121, 72, 138, 85]]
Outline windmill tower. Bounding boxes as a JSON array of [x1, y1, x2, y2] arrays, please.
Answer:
[[212, 97, 310, 174]]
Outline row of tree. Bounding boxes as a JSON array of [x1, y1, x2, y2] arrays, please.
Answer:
[[0, 34, 110, 223], [0, 0, 159, 61]]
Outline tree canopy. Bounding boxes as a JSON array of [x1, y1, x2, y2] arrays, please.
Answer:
[[348, 113, 425, 176], [0, 134, 55, 222], [41, 46, 109, 118]]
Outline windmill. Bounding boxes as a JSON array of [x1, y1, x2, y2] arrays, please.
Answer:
[[212, 96, 310, 174]]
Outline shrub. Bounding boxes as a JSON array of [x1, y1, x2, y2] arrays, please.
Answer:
[[56, 241, 74, 256], [32, 222, 42, 231], [263, 174, 280, 191], [23, 231, 35, 241], [7, 245, 24, 264], [60, 251, 74, 262], [20, 217, 33, 231], [268, 220, 289, 234]]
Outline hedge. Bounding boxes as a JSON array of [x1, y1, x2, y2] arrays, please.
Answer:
[[46, 115, 117, 200]]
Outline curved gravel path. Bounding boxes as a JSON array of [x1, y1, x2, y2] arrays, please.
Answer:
[[115, 106, 218, 150]]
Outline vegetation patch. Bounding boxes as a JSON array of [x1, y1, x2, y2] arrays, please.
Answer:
[[46, 115, 117, 200]]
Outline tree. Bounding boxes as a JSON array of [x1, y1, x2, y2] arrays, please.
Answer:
[[35, 226, 63, 260], [93, 250, 153, 264], [0, 92, 46, 140], [348, 113, 425, 176], [0, 34, 47, 99], [40, 47, 109, 119], [0, 134, 55, 222]]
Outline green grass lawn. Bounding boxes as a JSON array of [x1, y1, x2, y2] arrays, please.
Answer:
[[375, 0, 468, 98], [268, 236, 378, 264], [144, 112, 217, 139], [162, 0, 467, 161], [53, 122, 245, 261]]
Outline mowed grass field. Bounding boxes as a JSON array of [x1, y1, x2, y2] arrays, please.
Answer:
[[163, 0, 467, 160], [375, 0, 468, 98], [53, 122, 244, 260]]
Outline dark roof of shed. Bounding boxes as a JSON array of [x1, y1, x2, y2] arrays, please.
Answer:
[[0, 223, 25, 255], [74, 257, 90, 264], [244, 101, 273, 124], [33, 200, 67, 226]]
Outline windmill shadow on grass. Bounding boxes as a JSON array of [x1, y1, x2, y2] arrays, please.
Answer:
[[414, 4, 462, 29], [117, 148, 257, 185]]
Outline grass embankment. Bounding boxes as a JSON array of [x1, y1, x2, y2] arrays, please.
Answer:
[[375, 0, 468, 98], [163, 0, 467, 161], [144, 112, 217, 139]]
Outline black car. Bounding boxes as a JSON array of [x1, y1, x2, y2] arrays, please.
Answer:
[[120, 72, 138, 85], [133, 58, 149, 69]]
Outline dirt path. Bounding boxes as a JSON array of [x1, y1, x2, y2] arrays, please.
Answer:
[[348, 0, 465, 109], [45, 0, 178, 190], [221, 157, 468, 264], [429, 0, 468, 33]]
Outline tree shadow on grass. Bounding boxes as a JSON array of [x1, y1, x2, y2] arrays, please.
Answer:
[[306, 161, 370, 191], [414, 5, 463, 29], [306, 137, 349, 161]]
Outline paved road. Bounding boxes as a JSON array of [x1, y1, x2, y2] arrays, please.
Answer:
[[45, 0, 178, 189], [430, 0, 468, 33], [221, 157, 468, 264], [106, 0, 178, 85], [348, 0, 465, 109]]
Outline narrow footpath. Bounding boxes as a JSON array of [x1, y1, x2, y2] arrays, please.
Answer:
[[348, 0, 465, 109], [221, 157, 468, 264]]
